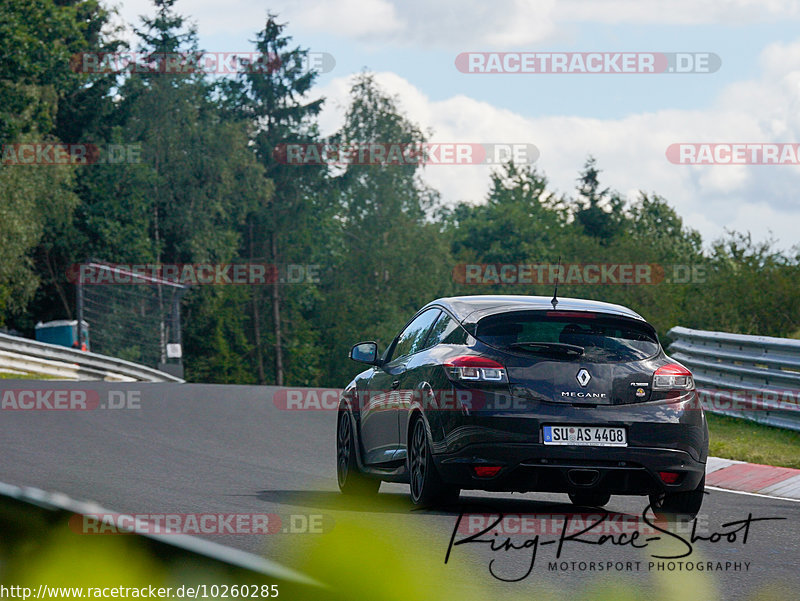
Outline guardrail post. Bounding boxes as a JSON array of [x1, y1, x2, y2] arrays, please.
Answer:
[[76, 277, 84, 349]]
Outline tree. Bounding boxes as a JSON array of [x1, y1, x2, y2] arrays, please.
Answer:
[[447, 161, 564, 258], [0, 0, 94, 143], [317, 73, 454, 385], [221, 14, 325, 385], [697, 233, 800, 337], [627, 193, 702, 259], [572, 156, 624, 243], [57, 0, 269, 376], [0, 161, 78, 325], [0, 0, 110, 325]]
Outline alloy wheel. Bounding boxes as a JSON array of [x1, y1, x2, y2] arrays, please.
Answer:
[[410, 420, 427, 501], [337, 411, 351, 488]]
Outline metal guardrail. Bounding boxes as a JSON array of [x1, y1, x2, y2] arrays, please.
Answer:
[[0, 481, 319, 588], [667, 326, 800, 432], [0, 332, 183, 382]]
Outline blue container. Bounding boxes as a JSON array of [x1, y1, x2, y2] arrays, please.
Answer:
[[34, 320, 90, 350]]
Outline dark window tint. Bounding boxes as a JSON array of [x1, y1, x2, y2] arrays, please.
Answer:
[[475, 311, 659, 362], [390, 309, 441, 361]]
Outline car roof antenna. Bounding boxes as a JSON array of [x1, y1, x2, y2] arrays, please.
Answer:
[[551, 255, 561, 309]]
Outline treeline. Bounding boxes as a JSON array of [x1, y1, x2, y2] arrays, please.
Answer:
[[2, 0, 799, 386]]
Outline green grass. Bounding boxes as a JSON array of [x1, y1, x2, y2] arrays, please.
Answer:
[[0, 371, 60, 380], [707, 412, 800, 469]]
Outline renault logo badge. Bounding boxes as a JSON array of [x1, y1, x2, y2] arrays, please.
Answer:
[[576, 368, 591, 387]]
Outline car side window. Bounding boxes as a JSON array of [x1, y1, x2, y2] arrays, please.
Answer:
[[387, 309, 441, 363], [424, 311, 463, 348]]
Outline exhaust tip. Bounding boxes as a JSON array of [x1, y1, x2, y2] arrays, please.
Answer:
[[567, 468, 600, 486]]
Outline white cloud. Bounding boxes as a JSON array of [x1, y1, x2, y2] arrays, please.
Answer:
[[294, 0, 800, 47], [114, 0, 800, 50], [315, 41, 800, 249], [113, 0, 402, 47], [289, 0, 402, 38], [553, 0, 800, 26]]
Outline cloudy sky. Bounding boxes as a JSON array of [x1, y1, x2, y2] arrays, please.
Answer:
[[115, 0, 800, 250]]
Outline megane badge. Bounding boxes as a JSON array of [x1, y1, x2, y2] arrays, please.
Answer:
[[576, 368, 591, 387]]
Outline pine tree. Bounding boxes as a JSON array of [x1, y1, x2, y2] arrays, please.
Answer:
[[573, 156, 624, 243], [222, 14, 325, 385]]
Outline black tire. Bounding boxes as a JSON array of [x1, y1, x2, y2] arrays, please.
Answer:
[[649, 474, 705, 520], [568, 491, 611, 507], [408, 417, 460, 507], [337, 410, 380, 495]]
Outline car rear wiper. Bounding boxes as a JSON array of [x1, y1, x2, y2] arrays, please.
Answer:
[[505, 342, 585, 357]]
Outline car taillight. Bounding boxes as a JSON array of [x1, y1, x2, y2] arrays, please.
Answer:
[[473, 465, 502, 478], [652, 363, 694, 391], [658, 471, 681, 484], [445, 356, 507, 383]]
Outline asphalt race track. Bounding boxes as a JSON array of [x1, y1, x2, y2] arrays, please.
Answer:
[[1, 381, 797, 600]]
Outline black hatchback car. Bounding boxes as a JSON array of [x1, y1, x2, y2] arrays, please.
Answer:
[[336, 295, 708, 516]]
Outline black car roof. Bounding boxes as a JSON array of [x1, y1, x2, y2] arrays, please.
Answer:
[[421, 295, 647, 324]]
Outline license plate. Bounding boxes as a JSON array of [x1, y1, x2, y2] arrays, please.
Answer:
[[542, 425, 627, 447]]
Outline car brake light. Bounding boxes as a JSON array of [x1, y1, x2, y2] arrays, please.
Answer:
[[445, 356, 507, 383], [473, 465, 502, 478], [658, 471, 681, 484], [652, 363, 694, 391], [546, 311, 596, 319]]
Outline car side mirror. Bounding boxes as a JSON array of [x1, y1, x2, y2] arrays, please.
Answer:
[[349, 341, 380, 365]]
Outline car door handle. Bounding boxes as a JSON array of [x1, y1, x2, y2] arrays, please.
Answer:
[[391, 380, 400, 390]]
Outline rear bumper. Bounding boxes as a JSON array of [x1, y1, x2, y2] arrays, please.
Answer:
[[434, 442, 705, 494], [430, 395, 708, 495]]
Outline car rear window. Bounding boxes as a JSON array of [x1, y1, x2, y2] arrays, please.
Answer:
[[474, 311, 659, 362]]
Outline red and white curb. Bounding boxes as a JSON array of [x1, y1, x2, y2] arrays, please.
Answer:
[[706, 456, 800, 500]]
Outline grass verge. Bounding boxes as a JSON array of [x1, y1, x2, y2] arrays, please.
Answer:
[[707, 412, 800, 469], [0, 371, 60, 380]]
